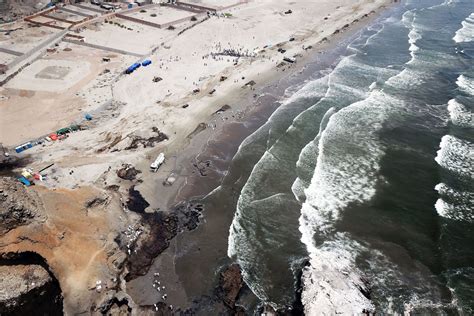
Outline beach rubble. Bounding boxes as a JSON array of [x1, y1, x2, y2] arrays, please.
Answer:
[[116, 164, 141, 181]]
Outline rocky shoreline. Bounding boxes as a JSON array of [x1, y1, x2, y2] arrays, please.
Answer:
[[0, 252, 63, 315]]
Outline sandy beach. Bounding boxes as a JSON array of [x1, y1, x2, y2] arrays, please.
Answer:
[[0, 0, 395, 314]]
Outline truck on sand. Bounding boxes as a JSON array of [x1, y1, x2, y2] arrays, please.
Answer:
[[150, 153, 165, 172]]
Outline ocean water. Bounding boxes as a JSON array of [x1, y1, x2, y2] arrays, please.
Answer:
[[226, 0, 474, 313]]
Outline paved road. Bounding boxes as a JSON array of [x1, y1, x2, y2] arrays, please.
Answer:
[[0, 47, 23, 57], [60, 6, 94, 18], [0, 30, 68, 85], [63, 38, 145, 57], [71, 4, 106, 14]]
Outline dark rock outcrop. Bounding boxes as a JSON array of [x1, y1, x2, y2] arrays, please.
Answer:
[[85, 195, 109, 209], [125, 211, 178, 280], [192, 159, 211, 176], [116, 164, 141, 181], [0, 264, 49, 308], [174, 202, 203, 231], [218, 264, 244, 309], [125, 127, 168, 150], [0, 177, 45, 234], [126, 186, 150, 213], [0, 252, 63, 316]]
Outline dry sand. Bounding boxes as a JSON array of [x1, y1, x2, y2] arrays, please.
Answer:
[[127, 5, 195, 25], [0, 0, 394, 313], [6, 59, 91, 92], [0, 22, 59, 53], [0, 52, 16, 65]]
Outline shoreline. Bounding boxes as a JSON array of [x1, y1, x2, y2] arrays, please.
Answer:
[[142, 0, 399, 212], [0, 0, 400, 314], [125, 2, 400, 313]]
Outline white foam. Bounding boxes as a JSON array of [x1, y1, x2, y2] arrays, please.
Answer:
[[283, 75, 331, 105], [235, 75, 329, 155], [434, 183, 474, 222], [435, 135, 474, 177], [299, 92, 392, 245], [453, 13, 474, 43], [456, 74, 474, 96], [301, 234, 374, 315], [434, 198, 474, 222], [408, 27, 422, 60], [291, 107, 337, 202], [447, 99, 473, 127], [299, 91, 402, 313], [401, 9, 421, 63], [385, 67, 425, 90]]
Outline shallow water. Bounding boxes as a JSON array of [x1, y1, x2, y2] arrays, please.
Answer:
[[225, 0, 474, 313]]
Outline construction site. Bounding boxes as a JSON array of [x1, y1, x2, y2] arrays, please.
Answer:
[[1, 0, 247, 148]]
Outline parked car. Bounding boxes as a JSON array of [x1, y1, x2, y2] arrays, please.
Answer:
[[100, 3, 114, 10], [91, 0, 101, 5]]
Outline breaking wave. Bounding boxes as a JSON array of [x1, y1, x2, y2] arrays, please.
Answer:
[[225, 0, 474, 313], [434, 135, 474, 178], [456, 74, 474, 96], [453, 12, 474, 43], [435, 183, 474, 222], [447, 99, 473, 127], [434, 135, 474, 223]]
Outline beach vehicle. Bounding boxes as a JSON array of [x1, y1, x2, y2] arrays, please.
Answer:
[[100, 3, 114, 10], [150, 153, 165, 172], [283, 56, 296, 63], [142, 59, 152, 67]]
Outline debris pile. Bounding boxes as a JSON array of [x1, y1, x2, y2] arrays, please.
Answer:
[[124, 225, 143, 256], [125, 211, 178, 280], [192, 159, 211, 176], [174, 202, 202, 231], [116, 164, 141, 181], [125, 127, 168, 150], [0, 177, 44, 234], [85, 195, 109, 208], [218, 264, 243, 309]]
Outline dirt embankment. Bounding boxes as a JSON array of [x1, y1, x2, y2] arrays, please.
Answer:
[[0, 176, 133, 314], [0, 253, 63, 316], [0, 0, 45, 23]]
